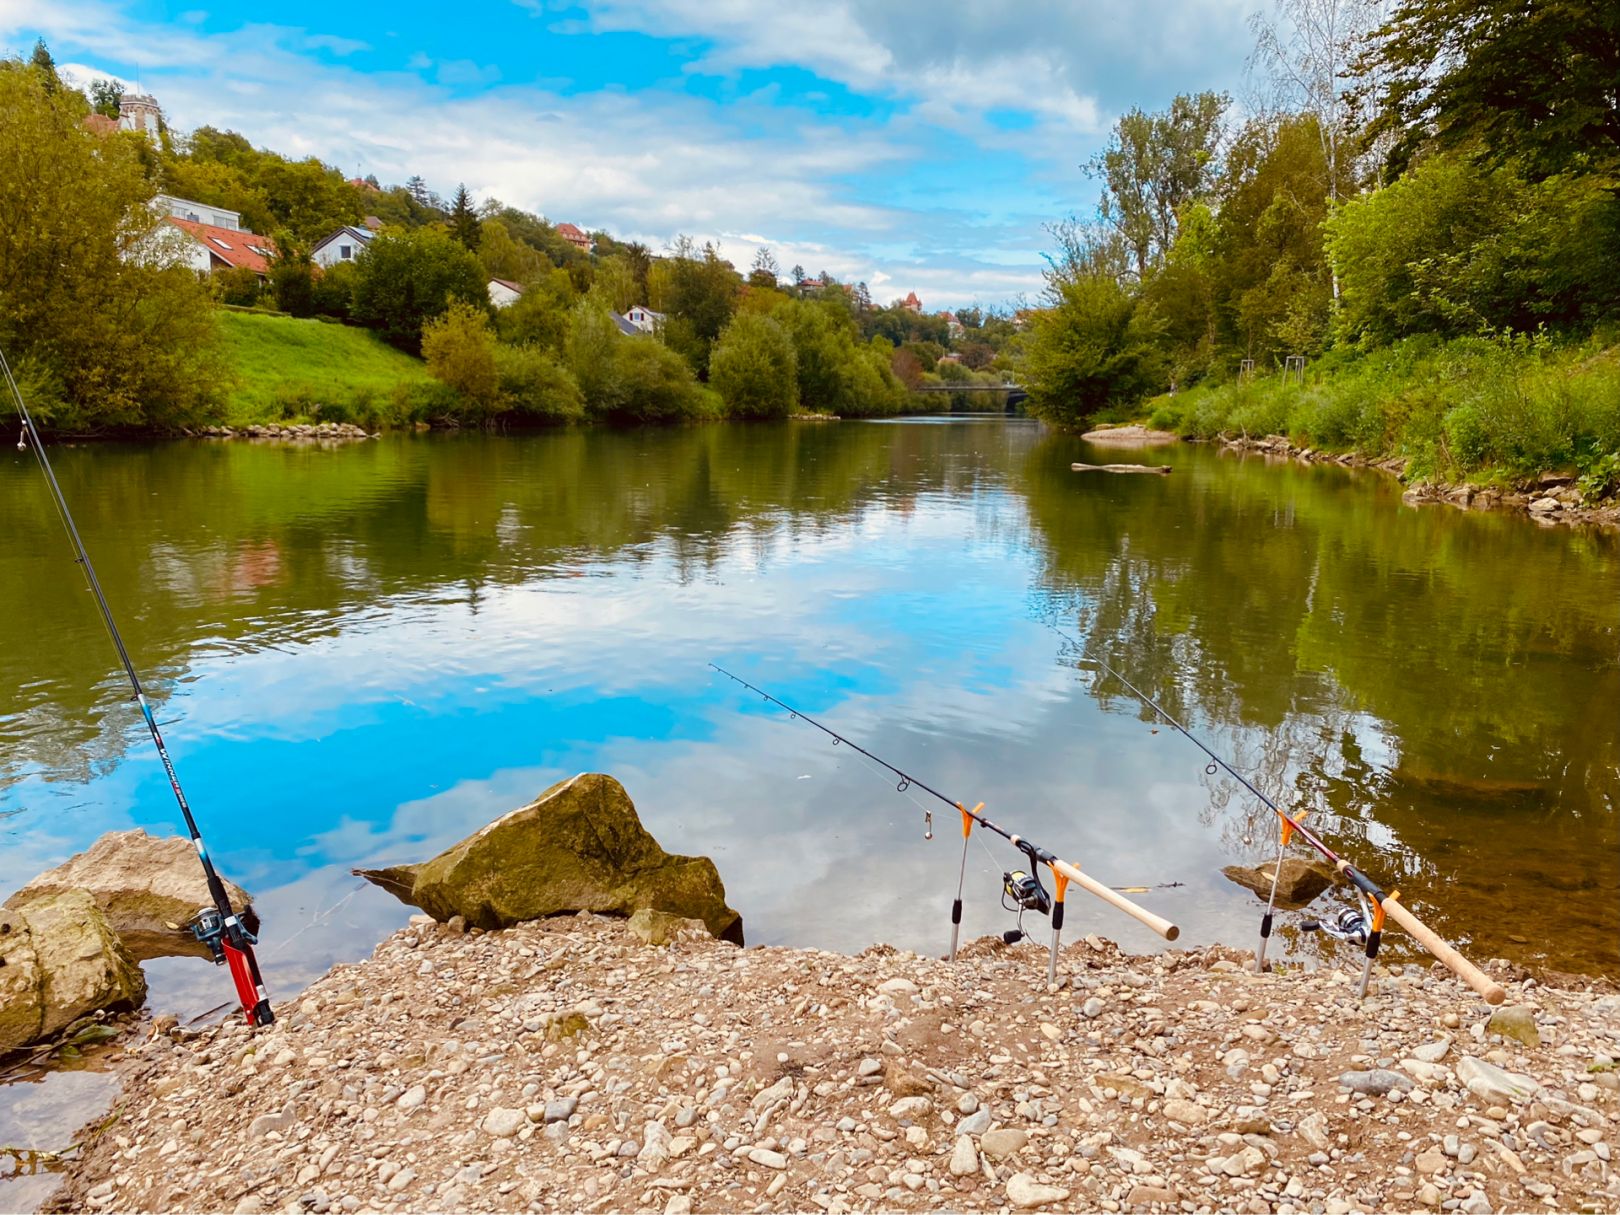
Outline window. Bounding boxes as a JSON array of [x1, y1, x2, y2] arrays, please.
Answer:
[[210, 237, 233, 251], [340, 245, 352, 260]]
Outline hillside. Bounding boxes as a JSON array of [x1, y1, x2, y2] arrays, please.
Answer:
[[217, 311, 435, 424]]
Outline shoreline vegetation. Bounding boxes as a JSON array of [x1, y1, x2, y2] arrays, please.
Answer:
[[45, 914, 1620, 1215]]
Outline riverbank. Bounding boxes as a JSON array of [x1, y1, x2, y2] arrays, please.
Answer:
[[1210, 433, 1620, 529], [47, 914, 1620, 1214]]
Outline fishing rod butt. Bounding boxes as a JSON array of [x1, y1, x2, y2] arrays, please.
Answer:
[[1051, 859, 1180, 941], [1379, 897, 1506, 1005]]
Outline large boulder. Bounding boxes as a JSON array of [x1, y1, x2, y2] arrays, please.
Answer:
[[356, 773, 744, 943], [0, 890, 146, 1053], [1222, 856, 1338, 908], [4, 829, 254, 961]]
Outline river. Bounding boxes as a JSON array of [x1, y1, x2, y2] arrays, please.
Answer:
[[1, 417, 1616, 1008]]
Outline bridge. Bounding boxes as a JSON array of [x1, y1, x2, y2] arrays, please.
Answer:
[[908, 382, 1028, 410]]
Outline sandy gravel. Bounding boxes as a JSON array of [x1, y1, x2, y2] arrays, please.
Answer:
[[50, 915, 1620, 1214]]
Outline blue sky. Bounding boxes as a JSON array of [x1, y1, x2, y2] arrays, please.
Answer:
[[4, 0, 1260, 309]]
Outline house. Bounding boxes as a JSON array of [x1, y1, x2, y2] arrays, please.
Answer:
[[155, 193, 243, 231], [625, 305, 664, 334], [488, 279, 525, 309], [611, 313, 641, 336], [901, 291, 923, 313], [312, 225, 377, 269], [164, 218, 276, 279], [942, 311, 964, 340], [555, 222, 593, 253]]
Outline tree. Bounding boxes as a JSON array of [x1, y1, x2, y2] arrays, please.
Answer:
[[1088, 91, 1229, 278], [88, 78, 124, 119], [0, 64, 220, 431], [450, 183, 480, 251], [351, 226, 488, 352], [710, 313, 798, 418], [406, 175, 431, 205], [790, 264, 807, 287], [478, 217, 544, 282], [1362, 0, 1620, 180], [660, 236, 740, 377], [269, 236, 317, 317], [423, 301, 503, 418], [29, 40, 59, 93], [1018, 224, 1166, 428], [748, 246, 780, 290], [565, 300, 708, 422]]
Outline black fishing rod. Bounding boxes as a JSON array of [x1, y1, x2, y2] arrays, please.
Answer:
[[711, 663, 1178, 983], [1067, 641, 1504, 1004], [3, 345, 273, 1027]]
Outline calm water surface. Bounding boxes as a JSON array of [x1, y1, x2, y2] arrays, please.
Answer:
[[2, 418, 1616, 1006]]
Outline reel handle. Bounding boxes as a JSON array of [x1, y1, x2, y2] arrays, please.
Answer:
[[1379, 897, 1505, 1005], [1051, 859, 1180, 941]]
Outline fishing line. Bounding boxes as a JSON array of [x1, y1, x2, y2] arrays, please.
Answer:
[[3, 343, 274, 1027]]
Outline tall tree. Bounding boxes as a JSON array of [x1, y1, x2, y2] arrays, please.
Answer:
[[1248, 0, 1385, 205], [449, 183, 480, 251], [1088, 91, 1230, 279], [1362, 0, 1620, 180], [748, 246, 780, 290], [405, 175, 431, 205], [29, 39, 59, 94]]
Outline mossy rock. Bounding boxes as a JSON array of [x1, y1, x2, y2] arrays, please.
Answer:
[[1221, 856, 1339, 908], [0, 891, 146, 1054], [356, 773, 743, 943]]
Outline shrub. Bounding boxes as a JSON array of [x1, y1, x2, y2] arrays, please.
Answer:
[[496, 345, 583, 423], [422, 301, 502, 418], [710, 313, 797, 418]]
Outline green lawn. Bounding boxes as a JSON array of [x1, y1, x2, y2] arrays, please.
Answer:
[[216, 310, 435, 423]]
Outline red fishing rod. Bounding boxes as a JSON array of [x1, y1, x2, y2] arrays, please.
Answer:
[[1076, 646, 1504, 1005], [4, 345, 273, 1027]]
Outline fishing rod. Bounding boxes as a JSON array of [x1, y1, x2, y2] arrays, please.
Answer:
[[1069, 643, 1505, 1005], [710, 664, 1179, 985], [3, 345, 273, 1028]]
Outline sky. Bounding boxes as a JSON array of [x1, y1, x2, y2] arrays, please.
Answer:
[[3, 0, 1262, 310]]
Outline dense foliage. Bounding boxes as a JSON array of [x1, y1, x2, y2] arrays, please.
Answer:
[[1015, 0, 1620, 489]]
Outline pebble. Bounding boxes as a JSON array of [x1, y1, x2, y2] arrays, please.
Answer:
[[1458, 1056, 1538, 1105], [480, 1108, 525, 1138], [746, 1147, 788, 1170], [958, 1108, 991, 1136], [396, 1085, 426, 1112], [980, 1128, 1028, 1159], [1081, 997, 1105, 1019], [948, 1136, 978, 1176]]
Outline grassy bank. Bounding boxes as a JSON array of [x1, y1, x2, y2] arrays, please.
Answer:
[[218, 311, 438, 426], [1140, 333, 1620, 498]]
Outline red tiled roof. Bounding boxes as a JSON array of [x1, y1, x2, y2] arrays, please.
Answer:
[[83, 114, 119, 137], [167, 218, 276, 275], [555, 222, 586, 237], [903, 291, 922, 308]]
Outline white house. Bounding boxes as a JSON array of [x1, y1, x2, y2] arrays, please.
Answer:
[[625, 305, 664, 334], [312, 225, 376, 269], [154, 193, 243, 231], [488, 278, 524, 309]]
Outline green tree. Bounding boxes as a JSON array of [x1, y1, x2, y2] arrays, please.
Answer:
[[478, 217, 544, 282], [1363, 0, 1620, 180], [1018, 227, 1166, 428], [495, 266, 577, 353], [351, 226, 488, 352], [422, 301, 502, 418], [566, 300, 708, 422], [661, 237, 740, 376], [710, 313, 798, 418], [449, 183, 480, 251], [1088, 91, 1229, 278], [269, 236, 318, 317], [496, 345, 583, 423], [215, 265, 263, 307], [29, 40, 59, 93], [0, 64, 220, 431], [88, 78, 124, 119], [748, 247, 781, 291]]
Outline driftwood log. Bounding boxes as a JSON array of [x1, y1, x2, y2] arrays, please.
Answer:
[[1071, 462, 1172, 474]]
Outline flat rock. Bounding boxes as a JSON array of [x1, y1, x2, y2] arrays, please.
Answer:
[[1221, 857, 1338, 907], [980, 1128, 1028, 1159], [1486, 1004, 1540, 1047], [627, 908, 709, 946], [481, 1107, 526, 1138], [1162, 1098, 1208, 1125], [1338, 1069, 1414, 1096], [1125, 1184, 1180, 1207], [1006, 1172, 1069, 1208], [1458, 1056, 1539, 1104]]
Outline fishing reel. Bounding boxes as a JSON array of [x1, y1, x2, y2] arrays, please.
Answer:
[[1003, 870, 1051, 915], [186, 903, 261, 965], [1300, 907, 1369, 946]]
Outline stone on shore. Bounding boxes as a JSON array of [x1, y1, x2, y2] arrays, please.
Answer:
[[0, 891, 146, 1053], [355, 773, 743, 942], [1080, 424, 1180, 447], [1487, 1003, 1540, 1047], [1458, 1056, 1539, 1104], [1221, 856, 1338, 907], [4, 828, 253, 961], [1006, 1172, 1070, 1208]]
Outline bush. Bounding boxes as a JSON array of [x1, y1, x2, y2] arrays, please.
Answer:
[[312, 261, 356, 319], [351, 226, 488, 353], [496, 345, 583, 423], [422, 301, 502, 418], [215, 266, 263, 307], [710, 313, 797, 418]]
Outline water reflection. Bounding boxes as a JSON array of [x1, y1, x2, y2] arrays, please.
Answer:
[[0, 420, 1615, 1021]]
